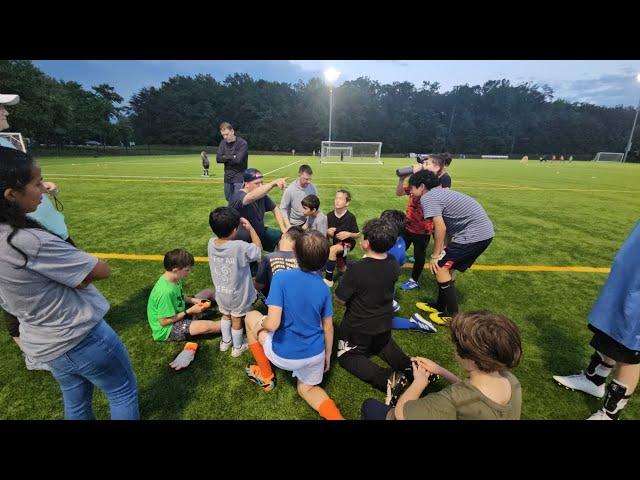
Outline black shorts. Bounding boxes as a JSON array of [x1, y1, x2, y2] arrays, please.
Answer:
[[437, 238, 492, 272], [589, 325, 640, 364], [167, 318, 194, 342]]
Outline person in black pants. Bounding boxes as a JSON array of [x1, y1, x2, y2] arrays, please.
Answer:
[[216, 121, 248, 201], [335, 218, 413, 406]]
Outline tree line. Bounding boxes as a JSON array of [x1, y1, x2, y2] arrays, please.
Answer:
[[2, 60, 638, 160]]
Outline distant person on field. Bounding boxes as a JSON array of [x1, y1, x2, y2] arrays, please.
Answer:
[[201, 150, 210, 177], [216, 122, 248, 201]]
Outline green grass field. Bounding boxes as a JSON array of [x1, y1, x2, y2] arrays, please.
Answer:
[[1, 154, 639, 420]]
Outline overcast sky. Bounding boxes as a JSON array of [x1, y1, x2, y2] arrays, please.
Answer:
[[33, 60, 640, 108]]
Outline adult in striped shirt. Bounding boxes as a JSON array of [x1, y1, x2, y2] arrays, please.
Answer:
[[410, 170, 494, 323]]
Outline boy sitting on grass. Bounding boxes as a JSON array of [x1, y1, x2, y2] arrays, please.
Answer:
[[301, 194, 328, 236], [208, 206, 262, 357], [254, 225, 304, 298], [335, 217, 414, 407], [324, 189, 359, 287], [146, 249, 219, 370], [243, 230, 343, 420], [361, 310, 522, 420]]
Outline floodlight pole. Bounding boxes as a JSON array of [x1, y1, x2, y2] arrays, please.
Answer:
[[623, 98, 640, 164], [328, 85, 334, 144]]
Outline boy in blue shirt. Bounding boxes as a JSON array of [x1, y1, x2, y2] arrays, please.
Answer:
[[243, 230, 343, 420]]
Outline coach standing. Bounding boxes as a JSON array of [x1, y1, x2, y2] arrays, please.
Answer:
[[216, 121, 249, 201]]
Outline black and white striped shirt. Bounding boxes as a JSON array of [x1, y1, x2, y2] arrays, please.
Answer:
[[421, 188, 494, 244]]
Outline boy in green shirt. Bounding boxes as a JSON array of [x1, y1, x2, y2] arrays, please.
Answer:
[[147, 249, 221, 370]]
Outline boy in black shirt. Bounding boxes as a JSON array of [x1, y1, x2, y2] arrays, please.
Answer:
[[324, 189, 359, 287], [335, 217, 413, 406]]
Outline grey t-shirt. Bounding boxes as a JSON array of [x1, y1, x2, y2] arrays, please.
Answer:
[[304, 210, 328, 236], [280, 181, 318, 226], [0, 225, 109, 362], [207, 237, 261, 315], [421, 187, 494, 244]]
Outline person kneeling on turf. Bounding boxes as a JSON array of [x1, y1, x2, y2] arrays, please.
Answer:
[[146, 249, 219, 371], [244, 230, 343, 420]]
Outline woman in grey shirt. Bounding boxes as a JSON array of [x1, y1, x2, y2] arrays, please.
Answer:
[[0, 147, 139, 419]]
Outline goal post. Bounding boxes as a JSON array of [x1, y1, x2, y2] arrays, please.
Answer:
[[593, 152, 624, 162], [320, 141, 383, 164], [0, 132, 26, 152]]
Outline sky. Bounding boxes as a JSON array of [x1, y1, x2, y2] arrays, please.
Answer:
[[32, 60, 640, 108]]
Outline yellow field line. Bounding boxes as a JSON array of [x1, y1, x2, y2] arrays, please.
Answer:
[[92, 252, 610, 273]]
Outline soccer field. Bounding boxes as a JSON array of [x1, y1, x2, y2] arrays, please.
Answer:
[[2, 154, 639, 420]]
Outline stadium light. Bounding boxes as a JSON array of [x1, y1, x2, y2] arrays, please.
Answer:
[[323, 68, 341, 143], [622, 73, 640, 163]]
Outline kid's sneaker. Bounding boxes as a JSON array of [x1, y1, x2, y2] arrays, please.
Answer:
[[552, 372, 605, 398], [246, 364, 277, 392], [220, 339, 232, 352], [400, 279, 419, 290], [231, 342, 249, 358], [409, 313, 437, 333], [429, 312, 452, 325], [392, 299, 401, 313], [385, 371, 409, 406]]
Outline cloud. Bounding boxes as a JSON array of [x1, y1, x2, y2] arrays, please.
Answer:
[[552, 73, 640, 107]]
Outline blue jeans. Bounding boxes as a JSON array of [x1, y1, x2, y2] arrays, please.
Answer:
[[361, 398, 393, 420], [47, 320, 139, 420], [224, 182, 244, 201]]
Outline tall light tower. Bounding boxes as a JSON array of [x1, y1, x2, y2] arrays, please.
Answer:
[[323, 67, 341, 144], [622, 73, 640, 164]]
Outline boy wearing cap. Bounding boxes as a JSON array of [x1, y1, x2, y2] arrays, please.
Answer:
[[228, 168, 290, 252]]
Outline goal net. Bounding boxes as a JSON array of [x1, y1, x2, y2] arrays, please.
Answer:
[[593, 152, 623, 162], [320, 141, 383, 164], [0, 132, 26, 152]]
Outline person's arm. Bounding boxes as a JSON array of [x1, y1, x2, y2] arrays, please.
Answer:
[[158, 302, 206, 326], [394, 361, 431, 420], [216, 141, 229, 163], [261, 304, 282, 332], [413, 357, 461, 384], [279, 187, 291, 219], [272, 206, 290, 232], [225, 139, 248, 166], [322, 316, 334, 372], [395, 177, 409, 196], [243, 178, 287, 205], [335, 230, 360, 241], [334, 267, 356, 304], [76, 259, 110, 288], [430, 216, 446, 273], [240, 217, 263, 250]]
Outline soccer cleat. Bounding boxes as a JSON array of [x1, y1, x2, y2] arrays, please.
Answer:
[[409, 313, 437, 333], [587, 409, 613, 420], [428, 312, 452, 325], [415, 302, 440, 314], [552, 372, 605, 398], [385, 371, 409, 406], [400, 279, 419, 291], [246, 364, 276, 392], [323, 278, 334, 288], [231, 343, 249, 358], [219, 339, 232, 352], [392, 299, 401, 313]]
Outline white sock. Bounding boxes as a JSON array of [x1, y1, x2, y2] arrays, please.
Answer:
[[231, 328, 244, 349], [221, 319, 232, 345]]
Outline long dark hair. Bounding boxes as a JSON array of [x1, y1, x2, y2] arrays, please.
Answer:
[[0, 146, 44, 267]]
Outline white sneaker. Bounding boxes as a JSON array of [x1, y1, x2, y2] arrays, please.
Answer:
[[231, 343, 249, 358], [392, 299, 401, 313], [323, 278, 334, 288], [220, 339, 232, 352], [553, 372, 605, 398], [587, 409, 613, 420]]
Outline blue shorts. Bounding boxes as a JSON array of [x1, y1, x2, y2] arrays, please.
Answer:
[[437, 238, 492, 272]]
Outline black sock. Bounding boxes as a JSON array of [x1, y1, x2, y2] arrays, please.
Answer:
[[438, 280, 458, 315], [602, 379, 631, 419], [585, 351, 614, 386], [325, 260, 336, 280]]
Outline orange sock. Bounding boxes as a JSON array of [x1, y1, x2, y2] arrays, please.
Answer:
[[249, 342, 273, 378], [318, 398, 344, 420]]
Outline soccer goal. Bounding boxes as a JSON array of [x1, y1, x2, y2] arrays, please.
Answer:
[[0, 132, 26, 152], [320, 141, 383, 164], [593, 152, 624, 162]]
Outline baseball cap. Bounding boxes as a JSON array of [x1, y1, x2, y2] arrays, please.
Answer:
[[0, 94, 20, 106], [243, 168, 264, 182]]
